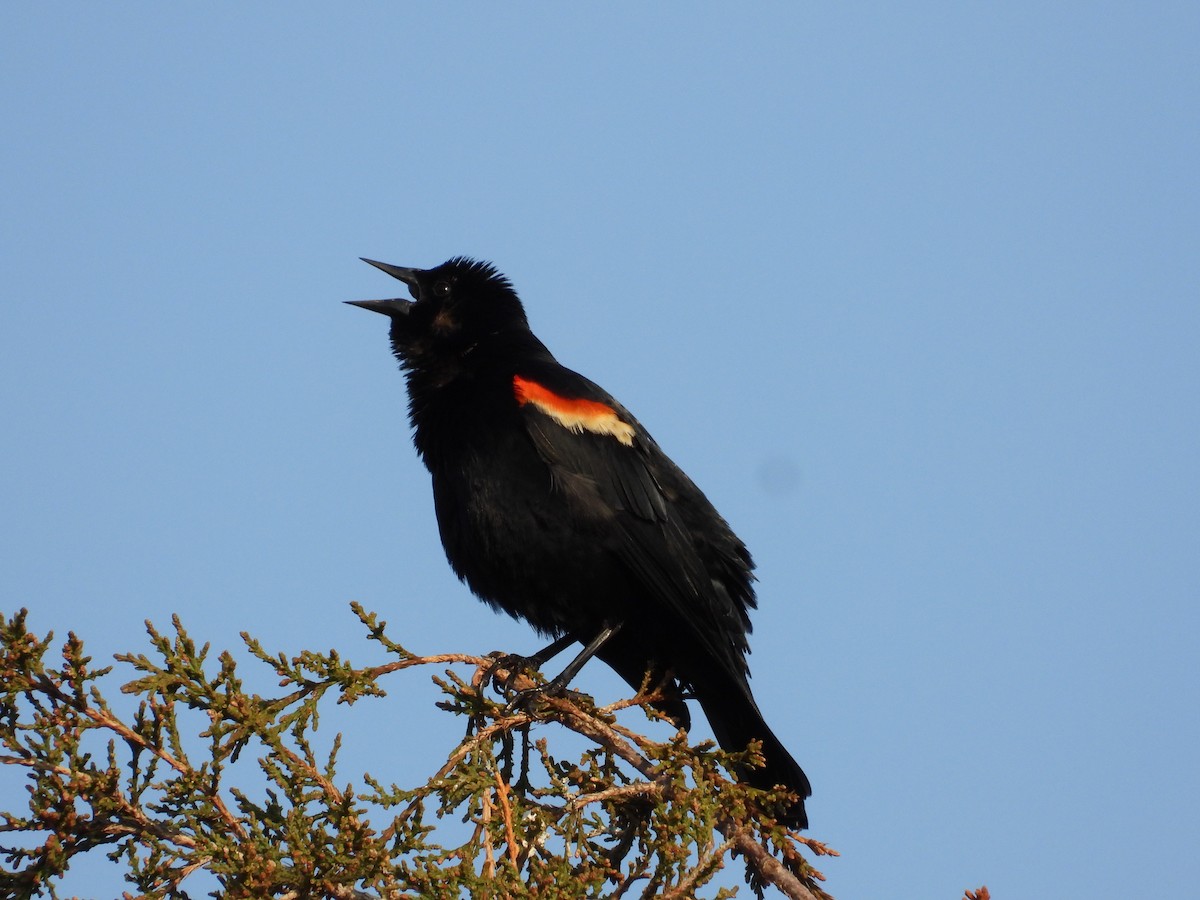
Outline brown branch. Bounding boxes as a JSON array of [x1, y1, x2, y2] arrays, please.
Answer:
[[724, 823, 824, 900], [464, 662, 827, 900], [477, 793, 495, 880], [565, 781, 660, 815], [659, 835, 737, 900], [3, 612, 843, 899], [540, 692, 657, 778], [31, 673, 249, 845], [493, 769, 520, 870], [364, 651, 490, 681]]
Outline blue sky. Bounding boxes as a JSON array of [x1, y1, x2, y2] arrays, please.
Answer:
[[2, 4, 1197, 897]]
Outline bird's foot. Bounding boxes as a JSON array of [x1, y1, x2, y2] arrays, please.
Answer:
[[503, 678, 570, 716], [485, 651, 547, 695], [485, 653, 578, 716]]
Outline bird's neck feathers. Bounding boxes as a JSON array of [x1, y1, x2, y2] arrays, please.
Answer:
[[401, 328, 555, 465]]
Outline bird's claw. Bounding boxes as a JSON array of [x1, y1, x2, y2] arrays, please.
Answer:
[[485, 651, 545, 694], [503, 680, 568, 716]]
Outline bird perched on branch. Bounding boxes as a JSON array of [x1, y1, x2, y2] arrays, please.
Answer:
[[348, 256, 811, 827]]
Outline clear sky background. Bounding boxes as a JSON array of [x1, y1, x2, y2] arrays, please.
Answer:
[[3, 4, 1197, 898]]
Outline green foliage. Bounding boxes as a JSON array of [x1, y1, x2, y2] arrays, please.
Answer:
[[0, 606, 836, 899]]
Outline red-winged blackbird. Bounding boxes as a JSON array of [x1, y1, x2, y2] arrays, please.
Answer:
[[348, 256, 811, 827]]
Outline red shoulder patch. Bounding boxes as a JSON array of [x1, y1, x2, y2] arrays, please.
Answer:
[[513, 375, 635, 446]]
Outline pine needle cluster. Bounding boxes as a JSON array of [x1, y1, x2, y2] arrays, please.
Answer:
[[0, 605, 842, 898]]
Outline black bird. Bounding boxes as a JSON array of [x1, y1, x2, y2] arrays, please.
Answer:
[[348, 256, 811, 827]]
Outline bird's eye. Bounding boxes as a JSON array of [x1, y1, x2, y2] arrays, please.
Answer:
[[433, 281, 452, 297]]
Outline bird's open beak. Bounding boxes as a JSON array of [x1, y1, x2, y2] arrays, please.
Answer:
[[346, 258, 423, 315], [360, 258, 421, 287], [345, 297, 413, 316]]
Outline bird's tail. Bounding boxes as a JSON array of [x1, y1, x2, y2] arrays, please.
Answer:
[[697, 680, 811, 829]]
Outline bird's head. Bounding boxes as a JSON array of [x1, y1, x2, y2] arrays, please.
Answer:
[[347, 256, 529, 370]]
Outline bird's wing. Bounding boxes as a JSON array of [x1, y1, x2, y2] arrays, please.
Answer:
[[512, 362, 755, 679]]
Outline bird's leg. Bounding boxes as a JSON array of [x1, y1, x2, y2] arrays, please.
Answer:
[[505, 621, 624, 712], [526, 633, 577, 668], [545, 621, 623, 693]]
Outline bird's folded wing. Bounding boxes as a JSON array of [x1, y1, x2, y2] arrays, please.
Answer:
[[514, 369, 752, 680]]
